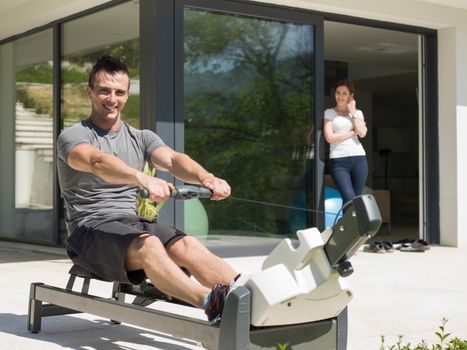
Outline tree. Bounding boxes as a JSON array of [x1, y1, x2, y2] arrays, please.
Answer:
[[184, 10, 315, 236]]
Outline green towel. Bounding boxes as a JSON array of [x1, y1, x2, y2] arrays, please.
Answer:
[[137, 162, 165, 220]]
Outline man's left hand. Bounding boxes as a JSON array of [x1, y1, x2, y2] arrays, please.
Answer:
[[202, 176, 231, 201]]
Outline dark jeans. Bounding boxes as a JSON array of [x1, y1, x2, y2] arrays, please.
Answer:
[[330, 156, 368, 205]]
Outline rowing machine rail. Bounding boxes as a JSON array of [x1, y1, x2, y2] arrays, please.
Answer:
[[28, 193, 381, 350]]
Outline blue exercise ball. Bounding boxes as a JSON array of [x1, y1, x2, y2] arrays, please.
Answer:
[[324, 187, 343, 228], [289, 187, 343, 234]]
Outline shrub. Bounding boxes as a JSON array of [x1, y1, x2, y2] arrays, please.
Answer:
[[380, 318, 467, 350]]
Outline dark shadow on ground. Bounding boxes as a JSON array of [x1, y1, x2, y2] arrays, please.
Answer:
[[0, 247, 66, 264], [0, 313, 200, 350]]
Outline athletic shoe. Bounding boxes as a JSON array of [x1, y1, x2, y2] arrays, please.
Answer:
[[363, 241, 386, 253], [382, 240, 395, 253], [204, 284, 229, 322]]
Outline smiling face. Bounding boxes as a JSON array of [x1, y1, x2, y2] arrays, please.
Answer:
[[334, 85, 352, 108], [87, 71, 130, 130]]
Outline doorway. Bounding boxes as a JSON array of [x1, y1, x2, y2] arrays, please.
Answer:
[[324, 21, 420, 242]]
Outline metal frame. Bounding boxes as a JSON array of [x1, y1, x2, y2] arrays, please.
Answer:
[[52, 22, 62, 244], [28, 276, 345, 350], [27, 193, 385, 349], [140, 0, 178, 227], [28, 281, 249, 350], [422, 32, 439, 244]]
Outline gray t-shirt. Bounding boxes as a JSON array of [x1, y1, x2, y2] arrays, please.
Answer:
[[57, 119, 165, 234]]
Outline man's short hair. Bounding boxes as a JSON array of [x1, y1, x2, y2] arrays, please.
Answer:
[[88, 56, 130, 89]]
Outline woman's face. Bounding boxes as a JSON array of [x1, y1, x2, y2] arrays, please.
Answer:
[[335, 85, 352, 106]]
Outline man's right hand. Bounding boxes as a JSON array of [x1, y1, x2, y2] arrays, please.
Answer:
[[136, 171, 175, 203]]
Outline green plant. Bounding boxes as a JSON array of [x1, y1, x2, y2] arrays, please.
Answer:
[[380, 319, 467, 350]]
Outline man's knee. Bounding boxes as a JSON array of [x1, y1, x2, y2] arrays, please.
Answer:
[[129, 234, 165, 262], [168, 235, 204, 257]]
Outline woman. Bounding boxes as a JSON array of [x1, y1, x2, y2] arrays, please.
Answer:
[[323, 79, 368, 206]]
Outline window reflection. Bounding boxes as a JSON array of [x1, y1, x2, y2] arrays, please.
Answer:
[[184, 9, 315, 237], [59, 1, 140, 240], [61, 0, 140, 128], [15, 29, 53, 209]]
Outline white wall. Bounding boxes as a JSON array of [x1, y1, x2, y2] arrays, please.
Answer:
[[438, 26, 458, 246]]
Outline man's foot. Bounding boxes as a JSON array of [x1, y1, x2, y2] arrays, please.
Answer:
[[204, 284, 229, 322]]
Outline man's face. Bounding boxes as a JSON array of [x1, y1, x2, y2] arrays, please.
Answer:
[[87, 71, 130, 123]]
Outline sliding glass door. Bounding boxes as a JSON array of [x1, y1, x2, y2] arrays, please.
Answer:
[[177, 1, 323, 238]]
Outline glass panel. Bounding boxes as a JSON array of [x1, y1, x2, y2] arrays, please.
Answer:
[[61, 0, 140, 129], [184, 9, 315, 238], [59, 1, 140, 241], [15, 29, 54, 209]]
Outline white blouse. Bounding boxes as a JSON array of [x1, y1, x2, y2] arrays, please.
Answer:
[[324, 108, 366, 159]]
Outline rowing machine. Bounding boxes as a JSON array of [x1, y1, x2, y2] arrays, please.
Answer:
[[28, 188, 381, 349]]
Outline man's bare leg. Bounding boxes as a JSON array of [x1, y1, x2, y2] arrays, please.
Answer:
[[167, 235, 238, 288], [125, 234, 210, 308]]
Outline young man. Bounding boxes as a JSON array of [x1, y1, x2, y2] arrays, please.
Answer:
[[57, 56, 239, 321]]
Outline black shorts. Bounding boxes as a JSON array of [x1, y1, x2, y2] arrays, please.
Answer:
[[66, 215, 186, 285]]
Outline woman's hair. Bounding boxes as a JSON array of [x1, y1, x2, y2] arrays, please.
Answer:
[[335, 79, 356, 95]]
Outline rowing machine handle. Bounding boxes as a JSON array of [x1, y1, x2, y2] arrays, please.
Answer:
[[139, 185, 213, 200]]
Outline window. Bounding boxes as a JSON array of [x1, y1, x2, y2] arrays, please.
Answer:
[[61, 1, 140, 129], [59, 1, 140, 240], [183, 8, 315, 237], [15, 29, 54, 209]]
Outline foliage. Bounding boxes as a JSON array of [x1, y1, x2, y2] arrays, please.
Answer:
[[62, 68, 89, 84], [121, 94, 140, 126], [15, 39, 141, 128], [65, 38, 140, 75], [380, 319, 467, 350], [16, 87, 52, 115], [17, 64, 53, 84], [183, 9, 314, 235]]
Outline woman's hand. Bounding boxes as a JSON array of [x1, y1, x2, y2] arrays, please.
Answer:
[[347, 94, 356, 115]]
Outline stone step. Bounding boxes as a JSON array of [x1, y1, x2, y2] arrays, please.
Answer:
[[16, 125, 53, 132], [16, 119, 53, 127], [16, 131, 53, 138], [16, 137, 53, 145]]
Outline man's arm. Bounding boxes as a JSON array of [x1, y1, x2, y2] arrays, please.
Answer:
[[68, 143, 174, 202], [150, 146, 230, 201]]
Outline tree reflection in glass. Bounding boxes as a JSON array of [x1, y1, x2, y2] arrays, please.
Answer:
[[184, 9, 315, 237]]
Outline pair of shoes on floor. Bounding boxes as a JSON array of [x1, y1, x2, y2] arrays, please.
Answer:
[[398, 239, 430, 252], [363, 241, 394, 253]]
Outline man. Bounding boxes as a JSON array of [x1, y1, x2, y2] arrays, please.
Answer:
[[57, 56, 239, 322]]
